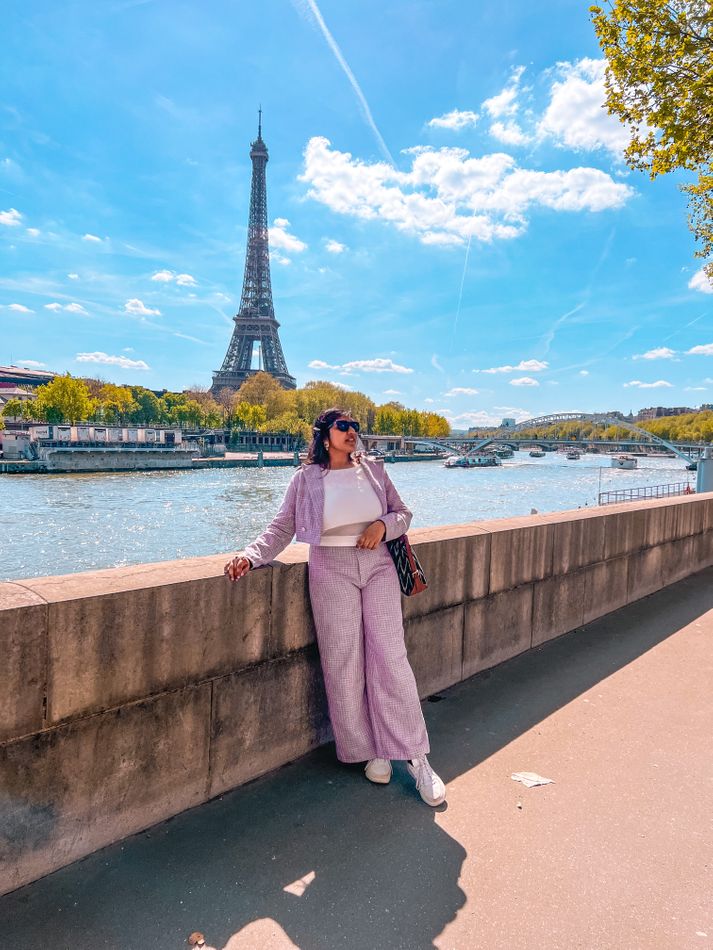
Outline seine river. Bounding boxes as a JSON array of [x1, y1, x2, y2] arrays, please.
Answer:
[[0, 453, 695, 581]]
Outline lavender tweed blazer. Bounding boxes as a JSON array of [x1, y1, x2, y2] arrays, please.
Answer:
[[242, 457, 413, 568]]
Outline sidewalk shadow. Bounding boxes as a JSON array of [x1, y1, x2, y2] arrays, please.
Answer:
[[1, 570, 711, 950]]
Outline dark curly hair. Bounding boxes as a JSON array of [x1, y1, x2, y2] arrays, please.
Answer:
[[307, 406, 358, 468]]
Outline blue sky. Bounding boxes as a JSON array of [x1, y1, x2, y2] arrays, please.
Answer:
[[1, 0, 712, 428]]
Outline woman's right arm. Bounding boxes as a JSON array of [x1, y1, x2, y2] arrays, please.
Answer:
[[237, 471, 301, 570]]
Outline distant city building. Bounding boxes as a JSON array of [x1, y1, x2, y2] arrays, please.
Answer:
[[500, 417, 517, 428], [212, 113, 296, 394], [636, 406, 695, 421], [0, 365, 57, 387]]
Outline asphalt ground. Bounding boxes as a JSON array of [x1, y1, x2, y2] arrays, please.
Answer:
[[2, 568, 712, 950]]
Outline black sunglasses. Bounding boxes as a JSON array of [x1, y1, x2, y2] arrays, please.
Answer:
[[330, 419, 360, 433]]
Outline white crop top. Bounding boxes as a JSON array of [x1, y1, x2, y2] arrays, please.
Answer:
[[320, 464, 383, 546]]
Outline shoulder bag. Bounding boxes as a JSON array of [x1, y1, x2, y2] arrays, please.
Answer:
[[386, 534, 428, 597]]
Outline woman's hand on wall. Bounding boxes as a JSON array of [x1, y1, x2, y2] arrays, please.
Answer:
[[224, 554, 252, 581], [356, 520, 386, 550]]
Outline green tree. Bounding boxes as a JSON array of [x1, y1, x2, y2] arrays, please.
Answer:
[[34, 375, 96, 424], [1, 398, 35, 422], [591, 0, 713, 279], [232, 402, 267, 430], [129, 387, 163, 426], [97, 383, 138, 425]]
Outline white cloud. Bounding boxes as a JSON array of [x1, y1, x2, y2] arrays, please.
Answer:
[[687, 343, 713, 356], [383, 389, 401, 395], [633, 347, 676, 360], [343, 358, 413, 374], [579, 370, 590, 376], [623, 379, 673, 388], [685, 386, 707, 392], [17, 359, 45, 367], [274, 253, 291, 266], [308, 357, 413, 374], [82, 233, 102, 242], [428, 110, 479, 131], [483, 66, 525, 118], [424, 398, 435, 404], [325, 239, 346, 254], [269, 218, 307, 253], [300, 136, 632, 247], [0, 208, 22, 227], [510, 376, 540, 387], [478, 359, 549, 374], [688, 267, 713, 294], [6, 303, 33, 313], [76, 351, 150, 370], [44, 301, 88, 315], [445, 387, 480, 396], [26, 227, 40, 237], [151, 269, 197, 287], [489, 121, 531, 146], [67, 273, 80, 280], [538, 58, 630, 157], [124, 298, 161, 316], [431, 354, 444, 372]]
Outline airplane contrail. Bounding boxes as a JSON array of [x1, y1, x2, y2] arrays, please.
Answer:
[[293, 0, 395, 165], [450, 234, 472, 354]]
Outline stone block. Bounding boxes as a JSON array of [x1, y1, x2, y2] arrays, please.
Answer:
[[0, 583, 47, 743], [268, 559, 316, 656], [627, 544, 665, 603], [602, 506, 647, 559], [29, 559, 272, 725], [484, 520, 553, 594], [694, 530, 713, 569], [403, 526, 490, 619], [545, 511, 606, 575], [531, 572, 586, 647], [404, 604, 463, 698], [0, 683, 211, 896], [462, 585, 533, 679], [581, 557, 628, 626], [209, 650, 330, 797]]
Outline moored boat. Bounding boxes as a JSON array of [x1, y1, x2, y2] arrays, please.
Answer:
[[444, 453, 501, 468], [566, 451, 581, 460], [529, 449, 545, 458]]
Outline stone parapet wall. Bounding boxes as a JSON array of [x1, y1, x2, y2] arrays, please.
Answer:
[[2, 493, 712, 894]]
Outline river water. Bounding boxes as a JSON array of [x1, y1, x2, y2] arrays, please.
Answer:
[[0, 453, 695, 581]]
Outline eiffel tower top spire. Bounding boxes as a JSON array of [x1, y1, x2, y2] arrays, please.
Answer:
[[211, 113, 296, 392]]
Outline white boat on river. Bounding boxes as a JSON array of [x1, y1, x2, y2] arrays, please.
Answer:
[[611, 454, 638, 470], [444, 453, 501, 469]]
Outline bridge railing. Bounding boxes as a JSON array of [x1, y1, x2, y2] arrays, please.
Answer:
[[598, 482, 695, 506]]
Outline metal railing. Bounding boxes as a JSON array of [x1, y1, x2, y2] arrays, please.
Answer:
[[598, 482, 695, 506]]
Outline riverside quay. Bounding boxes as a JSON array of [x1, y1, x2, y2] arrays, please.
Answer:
[[1, 493, 712, 948]]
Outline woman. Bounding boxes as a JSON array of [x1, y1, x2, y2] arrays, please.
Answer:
[[225, 407, 446, 807]]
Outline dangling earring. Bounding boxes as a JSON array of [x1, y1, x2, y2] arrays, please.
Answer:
[[323, 441, 329, 450]]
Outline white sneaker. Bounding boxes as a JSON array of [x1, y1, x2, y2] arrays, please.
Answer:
[[364, 758, 392, 784], [407, 755, 446, 806]]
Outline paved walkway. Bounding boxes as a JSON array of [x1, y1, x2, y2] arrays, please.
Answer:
[[2, 569, 712, 950]]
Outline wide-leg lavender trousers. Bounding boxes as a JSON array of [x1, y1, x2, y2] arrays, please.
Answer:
[[308, 544, 430, 763]]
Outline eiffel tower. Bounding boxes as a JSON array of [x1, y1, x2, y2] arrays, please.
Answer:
[[211, 112, 296, 392]]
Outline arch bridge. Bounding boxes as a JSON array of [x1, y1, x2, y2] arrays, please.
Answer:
[[409, 413, 697, 464]]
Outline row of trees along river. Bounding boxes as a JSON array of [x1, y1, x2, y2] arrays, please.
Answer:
[[468, 413, 713, 444], [0, 372, 451, 440]]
